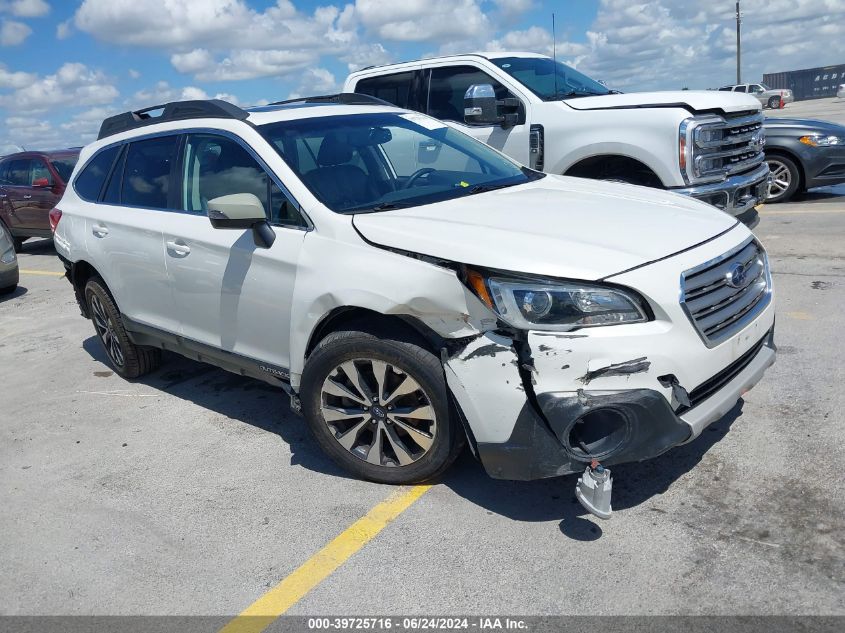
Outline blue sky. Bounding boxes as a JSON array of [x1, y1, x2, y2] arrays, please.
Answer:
[[1, 0, 843, 153]]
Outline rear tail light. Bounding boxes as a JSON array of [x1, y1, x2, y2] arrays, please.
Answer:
[[49, 207, 62, 233]]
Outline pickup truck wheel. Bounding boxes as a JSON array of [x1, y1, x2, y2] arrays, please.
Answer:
[[766, 155, 800, 203], [84, 277, 161, 379], [767, 96, 781, 109], [301, 329, 463, 484]]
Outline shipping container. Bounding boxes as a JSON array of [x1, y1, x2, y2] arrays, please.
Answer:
[[763, 64, 845, 101]]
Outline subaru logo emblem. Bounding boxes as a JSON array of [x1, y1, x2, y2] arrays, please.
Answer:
[[726, 263, 747, 288]]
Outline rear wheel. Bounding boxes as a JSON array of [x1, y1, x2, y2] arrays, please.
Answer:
[[767, 95, 781, 109], [300, 328, 463, 484], [84, 277, 161, 379], [766, 154, 801, 203]]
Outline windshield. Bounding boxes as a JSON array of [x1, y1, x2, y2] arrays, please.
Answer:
[[259, 112, 540, 213], [50, 156, 78, 183], [491, 56, 610, 100], [760, 83, 772, 90]]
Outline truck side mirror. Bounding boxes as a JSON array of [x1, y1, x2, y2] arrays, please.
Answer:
[[464, 84, 520, 129]]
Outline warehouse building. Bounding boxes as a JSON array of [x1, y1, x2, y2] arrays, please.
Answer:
[[763, 64, 845, 101]]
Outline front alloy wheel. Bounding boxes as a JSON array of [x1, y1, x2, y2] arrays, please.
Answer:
[[300, 328, 463, 483], [321, 359, 436, 467], [766, 155, 800, 203]]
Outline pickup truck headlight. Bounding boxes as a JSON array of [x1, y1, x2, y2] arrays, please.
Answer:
[[465, 269, 648, 331], [799, 134, 844, 147]]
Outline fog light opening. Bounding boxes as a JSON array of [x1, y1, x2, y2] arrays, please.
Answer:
[[568, 408, 629, 460]]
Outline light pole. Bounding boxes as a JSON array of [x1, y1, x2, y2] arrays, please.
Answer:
[[736, 0, 742, 84]]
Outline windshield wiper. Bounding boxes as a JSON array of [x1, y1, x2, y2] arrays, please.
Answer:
[[466, 182, 515, 195], [352, 201, 411, 213], [549, 89, 602, 100]]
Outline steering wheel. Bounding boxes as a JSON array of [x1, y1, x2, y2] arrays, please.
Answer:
[[401, 168, 436, 190]]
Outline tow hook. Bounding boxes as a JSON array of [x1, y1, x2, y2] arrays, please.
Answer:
[[575, 459, 613, 520]]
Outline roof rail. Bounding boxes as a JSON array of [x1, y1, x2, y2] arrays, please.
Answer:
[[267, 92, 393, 107], [97, 99, 249, 140]]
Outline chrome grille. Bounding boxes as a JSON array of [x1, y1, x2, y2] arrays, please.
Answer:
[[681, 238, 771, 347], [686, 112, 766, 182]]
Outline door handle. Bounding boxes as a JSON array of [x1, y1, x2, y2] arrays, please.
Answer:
[[92, 223, 109, 237], [166, 240, 191, 257], [23, 195, 32, 199]]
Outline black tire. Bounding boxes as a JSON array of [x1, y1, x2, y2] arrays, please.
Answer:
[[84, 277, 161, 379], [12, 236, 25, 253], [300, 327, 464, 484], [765, 154, 801, 203], [767, 96, 781, 109]]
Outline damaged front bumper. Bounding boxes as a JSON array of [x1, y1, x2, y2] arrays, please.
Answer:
[[444, 325, 776, 481]]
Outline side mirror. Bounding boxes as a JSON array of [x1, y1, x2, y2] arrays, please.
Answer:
[[464, 84, 500, 126], [32, 177, 51, 188], [463, 84, 520, 129], [207, 193, 275, 248]]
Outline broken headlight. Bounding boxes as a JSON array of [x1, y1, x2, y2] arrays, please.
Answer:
[[465, 269, 648, 331]]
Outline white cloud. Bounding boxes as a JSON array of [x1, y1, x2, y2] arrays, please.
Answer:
[[173, 49, 317, 82], [56, 18, 71, 39], [128, 68, 140, 79], [353, 0, 490, 42], [127, 81, 240, 108], [0, 18, 30, 45], [170, 48, 215, 74], [0, 63, 35, 88], [288, 67, 338, 99], [74, 0, 253, 48], [0, 62, 119, 112], [0, 0, 49, 18]]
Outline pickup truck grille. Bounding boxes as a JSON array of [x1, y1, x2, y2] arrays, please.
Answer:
[[680, 238, 771, 347], [691, 112, 765, 180]]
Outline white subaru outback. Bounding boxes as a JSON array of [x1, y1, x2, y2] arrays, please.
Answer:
[[53, 95, 776, 496]]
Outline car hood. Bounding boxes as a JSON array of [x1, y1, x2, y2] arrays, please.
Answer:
[[352, 176, 738, 281], [764, 117, 845, 134], [562, 90, 761, 115]]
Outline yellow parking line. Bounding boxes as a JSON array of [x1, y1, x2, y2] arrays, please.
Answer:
[[19, 269, 64, 277], [219, 484, 432, 633]]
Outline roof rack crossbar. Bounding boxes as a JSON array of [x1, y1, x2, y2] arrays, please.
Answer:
[[267, 92, 392, 107], [97, 99, 249, 140]]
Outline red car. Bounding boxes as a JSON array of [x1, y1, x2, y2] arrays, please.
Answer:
[[0, 149, 80, 252]]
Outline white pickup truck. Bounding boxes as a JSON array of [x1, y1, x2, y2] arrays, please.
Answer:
[[344, 52, 770, 227]]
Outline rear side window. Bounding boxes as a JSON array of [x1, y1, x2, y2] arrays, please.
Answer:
[[734, 85, 747, 93], [122, 136, 178, 209], [356, 72, 416, 110], [75, 146, 120, 201], [718, 86, 732, 91]]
